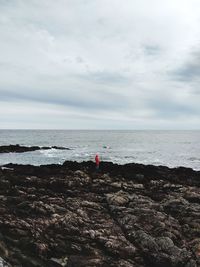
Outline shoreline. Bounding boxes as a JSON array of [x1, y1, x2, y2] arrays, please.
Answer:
[[0, 142, 200, 171], [0, 161, 199, 266]]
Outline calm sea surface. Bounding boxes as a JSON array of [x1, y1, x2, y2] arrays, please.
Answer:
[[0, 130, 200, 170]]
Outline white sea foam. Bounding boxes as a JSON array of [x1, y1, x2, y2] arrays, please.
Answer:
[[40, 148, 57, 158]]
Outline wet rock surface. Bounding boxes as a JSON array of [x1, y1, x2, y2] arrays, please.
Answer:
[[0, 161, 199, 267], [0, 145, 70, 153]]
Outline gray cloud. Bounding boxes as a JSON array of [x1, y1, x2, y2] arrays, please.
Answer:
[[1, 0, 200, 129], [171, 50, 200, 82], [0, 84, 131, 111], [143, 45, 162, 56], [148, 95, 198, 119], [77, 70, 131, 85]]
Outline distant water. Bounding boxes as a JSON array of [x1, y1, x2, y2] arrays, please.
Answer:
[[0, 130, 200, 170]]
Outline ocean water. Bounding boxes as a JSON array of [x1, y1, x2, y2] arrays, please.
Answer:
[[0, 130, 200, 170]]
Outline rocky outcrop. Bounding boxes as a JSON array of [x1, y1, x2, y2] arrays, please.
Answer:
[[0, 145, 70, 153], [0, 161, 199, 266]]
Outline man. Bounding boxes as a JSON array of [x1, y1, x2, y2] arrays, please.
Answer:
[[95, 154, 100, 171]]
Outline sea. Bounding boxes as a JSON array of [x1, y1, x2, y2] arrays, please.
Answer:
[[0, 130, 200, 170]]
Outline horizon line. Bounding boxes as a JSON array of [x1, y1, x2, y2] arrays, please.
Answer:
[[0, 129, 200, 131]]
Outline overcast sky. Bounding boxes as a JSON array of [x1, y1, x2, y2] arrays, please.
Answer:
[[1, 0, 200, 129]]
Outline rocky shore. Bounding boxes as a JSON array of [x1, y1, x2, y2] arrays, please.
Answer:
[[0, 161, 199, 267], [0, 145, 70, 153]]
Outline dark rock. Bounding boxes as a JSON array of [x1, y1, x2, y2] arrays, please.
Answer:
[[0, 145, 70, 153], [0, 161, 199, 266]]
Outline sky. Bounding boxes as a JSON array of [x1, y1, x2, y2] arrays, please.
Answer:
[[0, 0, 200, 129]]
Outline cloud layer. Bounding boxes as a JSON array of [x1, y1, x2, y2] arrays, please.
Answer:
[[1, 0, 200, 129]]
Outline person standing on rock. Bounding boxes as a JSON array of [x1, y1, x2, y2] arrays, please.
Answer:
[[95, 154, 100, 171]]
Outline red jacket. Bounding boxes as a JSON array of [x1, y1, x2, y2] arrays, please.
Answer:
[[95, 155, 100, 164]]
